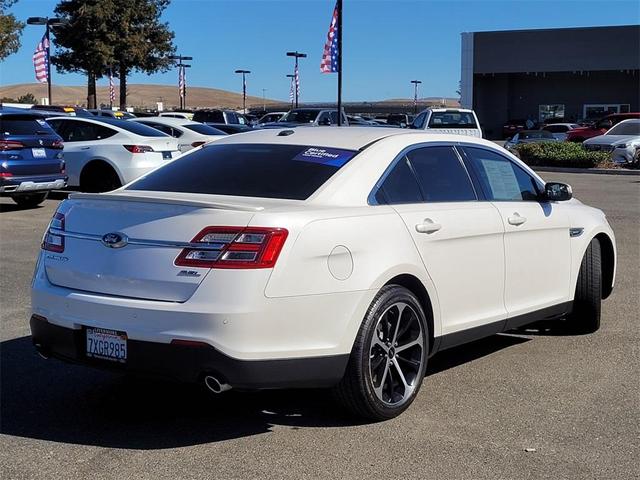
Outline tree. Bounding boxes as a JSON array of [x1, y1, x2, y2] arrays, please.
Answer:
[[17, 92, 37, 104], [0, 0, 24, 61], [52, 0, 175, 110], [52, 0, 117, 108], [107, 0, 175, 109]]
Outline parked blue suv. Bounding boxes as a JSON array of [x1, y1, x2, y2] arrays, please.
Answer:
[[0, 107, 67, 208]]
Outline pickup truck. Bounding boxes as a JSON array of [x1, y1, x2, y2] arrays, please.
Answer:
[[410, 108, 482, 137], [566, 112, 640, 142]]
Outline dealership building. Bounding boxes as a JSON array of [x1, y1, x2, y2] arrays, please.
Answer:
[[460, 25, 640, 139]]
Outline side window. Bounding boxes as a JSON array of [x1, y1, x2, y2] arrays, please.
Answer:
[[463, 147, 541, 201], [93, 124, 117, 140], [374, 156, 423, 205], [46, 119, 66, 139], [406, 147, 476, 202], [318, 112, 332, 125], [412, 112, 427, 129], [330, 111, 339, 124]]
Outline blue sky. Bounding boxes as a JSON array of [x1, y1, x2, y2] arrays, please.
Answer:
[[1, 0, 639, 102]]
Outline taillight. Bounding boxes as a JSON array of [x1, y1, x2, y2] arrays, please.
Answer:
[[175, 227, 288, 269], [0, 172, 13, 178], [0, 140, 25, 151], [123, 145, 153, 153], [51, 140, 64, 149], [191, 141, 206, 148], [42, 212, 65, 253], [60, 160, 66, 174]]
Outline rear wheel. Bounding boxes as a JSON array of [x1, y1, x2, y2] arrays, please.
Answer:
[[333, 285, 429, 420], [567, 238, 602, 333], [80, 162, 122, 193], [11, 191, 48, 208]]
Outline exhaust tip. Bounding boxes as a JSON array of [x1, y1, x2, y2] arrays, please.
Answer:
[[204, 375, 231, 394]]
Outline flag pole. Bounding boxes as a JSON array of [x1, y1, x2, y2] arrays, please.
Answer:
[[336, 0, 343, 126]]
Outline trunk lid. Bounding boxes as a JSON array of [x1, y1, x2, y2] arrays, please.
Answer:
[[44, 193, 258, 302]]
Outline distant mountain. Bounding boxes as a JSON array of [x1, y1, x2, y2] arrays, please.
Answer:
[[0, 83, 279, 109]]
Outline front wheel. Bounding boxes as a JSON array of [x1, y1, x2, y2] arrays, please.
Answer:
[[567, 238, 602, 333], [11, 191, 49, 208], [333, 285, 429, 420]]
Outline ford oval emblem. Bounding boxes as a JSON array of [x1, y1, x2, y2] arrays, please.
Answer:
[[101, 232, 128, 248]]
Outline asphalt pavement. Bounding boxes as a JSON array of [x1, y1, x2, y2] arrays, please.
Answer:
[[1, 172, 638, 480]]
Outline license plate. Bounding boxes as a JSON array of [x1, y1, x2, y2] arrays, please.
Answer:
[[162, 151, 173, 159], [32, 148, 46, 158], [86, 327, 127, 363]]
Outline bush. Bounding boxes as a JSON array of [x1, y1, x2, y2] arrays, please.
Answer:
[[514, 142, 612, 168]]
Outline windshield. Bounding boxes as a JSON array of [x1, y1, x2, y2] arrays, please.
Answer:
[[428, 111, 478, 129], [520, 131, 554, 139], [606, 122, 640, 136], [279, 110, 321, 124], [127, 143, 358, 200]]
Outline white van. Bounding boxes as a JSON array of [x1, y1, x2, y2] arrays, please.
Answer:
[[411, 108, 482, 137]]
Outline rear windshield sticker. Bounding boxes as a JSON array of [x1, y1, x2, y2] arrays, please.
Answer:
[[293, 147, 355, 167]]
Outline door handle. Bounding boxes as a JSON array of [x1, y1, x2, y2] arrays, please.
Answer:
[[80, 146, 90, 150], [415, 218, 442, 234], [508, 213, 527, 226]]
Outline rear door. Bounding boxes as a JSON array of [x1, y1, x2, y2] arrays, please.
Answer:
[[461, 146, 571, 321], [374, 145, 507, 338]]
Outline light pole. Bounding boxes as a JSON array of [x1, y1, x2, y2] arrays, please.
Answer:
[[169, 54, 193, 109], [286, 51, 306, 108], [235, 69, 250, 113], [286, 74, 295, 109], [410, 80, 422, 115], [27, 16, 65, 105], [262, 88, 267, 112]]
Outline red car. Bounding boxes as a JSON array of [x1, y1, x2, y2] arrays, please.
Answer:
[[566, 112, 640, 142]]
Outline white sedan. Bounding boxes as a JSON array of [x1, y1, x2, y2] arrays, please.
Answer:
[[47, 116, 180, 192], [129, 116, 227, 153], [31, 127, 616, 420], [583, 119, 640, 165]]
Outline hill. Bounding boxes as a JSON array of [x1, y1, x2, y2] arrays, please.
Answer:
[[0, 83, 280, 109]]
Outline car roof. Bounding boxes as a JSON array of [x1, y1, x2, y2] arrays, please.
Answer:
[[208, 126, 497, 150], [614, 118, 640, 125]]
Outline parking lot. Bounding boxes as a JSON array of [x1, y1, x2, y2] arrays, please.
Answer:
[[0, 171, 638, 480]]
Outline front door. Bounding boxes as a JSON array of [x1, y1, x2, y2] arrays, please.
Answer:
[[460, 146, 572, 321]]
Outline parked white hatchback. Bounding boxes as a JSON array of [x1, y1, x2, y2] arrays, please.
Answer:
[[31, 127, 616, 420], [129, 116, 227, 153], [47, 116, 180, 192]]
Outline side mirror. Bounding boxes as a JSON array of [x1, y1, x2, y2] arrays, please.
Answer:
[[544, 182, 572, 201]]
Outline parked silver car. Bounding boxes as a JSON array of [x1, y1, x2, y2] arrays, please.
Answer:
[[583, 119, 640, 165]]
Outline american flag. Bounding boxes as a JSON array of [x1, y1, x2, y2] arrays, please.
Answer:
[[320, 2, 339, 73], [294, 63, 300, 100], [178, 65, 185, 99], [33, 32, 49, 83], [109, 69, 116, 104], [289, 76, 294, 102]]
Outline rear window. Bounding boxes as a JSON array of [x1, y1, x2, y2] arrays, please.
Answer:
[[127, 143, 357, 200], [110, 120, 169, 137], [428, 111, 477, 129], [193, 111, 225, 123], [0, 116, 56, 136], [184, 123, 226, 135], [520, 130, 554, 139]]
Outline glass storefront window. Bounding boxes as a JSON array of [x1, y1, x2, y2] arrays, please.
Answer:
[[539, 104, 565, 122]]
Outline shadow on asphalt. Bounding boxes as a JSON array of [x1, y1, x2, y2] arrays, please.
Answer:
[[1, 333, 527, 449], [0, 203, 44, 213]]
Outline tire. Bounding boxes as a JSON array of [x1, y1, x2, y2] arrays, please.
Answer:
[[567, 238, 602, 333], [11, 191, 49, 208], [80, 163, 122, 193], [333, 285, 429, 421]]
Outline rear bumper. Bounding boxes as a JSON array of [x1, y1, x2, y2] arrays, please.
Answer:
[[0, 175, 66, 194], [30, 314, 348, 389]]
